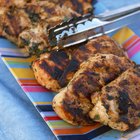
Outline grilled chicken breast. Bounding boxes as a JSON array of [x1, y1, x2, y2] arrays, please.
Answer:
[[59, 35, 125, 87], [0, 0, 93, 14], [32, 36, 126, 91], [32, 49, 73, 91], [0, 0, 93, 55], [53, 54, 134, 125], [0, 1, 79, 49], [89, 65, 140, 131]]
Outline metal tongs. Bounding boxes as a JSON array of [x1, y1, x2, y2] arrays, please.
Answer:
[[48, 3, 140, 50]]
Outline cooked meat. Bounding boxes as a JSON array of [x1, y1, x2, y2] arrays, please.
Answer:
[[0, 0, 93, 14], [0, 0, 93, 55], [0, 0, 26, 7], [59, 35, 126, 87], [0, 6, 32, 44], [32, 49, 73, 91], [53, 0, 93, 14], [32, 36, 126, 91], [89, 65, 140, 131], [53, 54, 134, 125], [0, 1, 79, 49], [17, 1, 80, 54]]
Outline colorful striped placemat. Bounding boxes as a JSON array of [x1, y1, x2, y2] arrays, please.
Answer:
[[1, 27, 140, 140]]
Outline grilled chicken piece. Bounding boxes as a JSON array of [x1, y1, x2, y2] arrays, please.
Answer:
[[53, 54, 134, 125], [52, 0, 93, 14], [0, 0, 26, 7], [89, 66, 140, 131], [0, 0, 93, 14], [0, 6, 32, 44], [32, 49, 73, 91], [59, 35, 125, 87], [17, 1, 80, 54], [0, 1, 80, 53], [32, 36, 125, 91]]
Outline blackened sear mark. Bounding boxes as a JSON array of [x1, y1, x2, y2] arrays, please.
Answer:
[[63, 98, 93, 124], [102, 101, 109, 112], [70, 0, 83, 14], [118, 90, 130, 114], [73, 72, 101, 98], [58, 58, 79, 87], [119, 79, 130, 87], [49, 51, 69, 67], [107, 94, 114, 100], [3, 26, 13, 36], [118, 90, 136, 114], [25, 6, 40, 22], [39, 60, 63, 80], [81, 71, 99, 76]]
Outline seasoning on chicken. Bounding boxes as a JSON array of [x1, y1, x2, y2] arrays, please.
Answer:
[[59, 35, 125, 88], [32, 36, 126, 91], [0, 1, 79, 51], [89, 65, 140, 131], [53, 54, 134, 125], [0, 0, 93, 14], [32, 48, 73, 92], [0, 0, 93, 55]]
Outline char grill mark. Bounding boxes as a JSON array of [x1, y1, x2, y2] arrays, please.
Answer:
[[39, 60, 63, 80], [39, 51, 70, 80], [63, 96, 93, 124], [53, 54, 134, 125], [59, 36, 125, 88], [90, 66, 140, 131]]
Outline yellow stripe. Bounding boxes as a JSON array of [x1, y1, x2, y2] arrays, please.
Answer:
[[112, 27, 134, 44], [4, 56, 36, 63], [11, 68, 35, 79], [34, 102, 52, 105]]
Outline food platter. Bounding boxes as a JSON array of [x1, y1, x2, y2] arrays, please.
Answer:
[[0, 2, 140, 140]]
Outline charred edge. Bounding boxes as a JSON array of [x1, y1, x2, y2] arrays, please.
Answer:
[[63, 98, 93, 125], [39, 60, 63, 80], [119, 116, 135, 130]]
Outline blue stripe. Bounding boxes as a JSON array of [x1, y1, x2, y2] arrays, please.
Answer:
[[0, 38, 17, 48], [131, 51, 140, 64], [27, 92, 55, 102]]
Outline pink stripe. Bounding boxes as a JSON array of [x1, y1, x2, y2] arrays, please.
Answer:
[[22, 86, 51, 92], [127, 42, 140, 58], [124, 37, 140, 51]]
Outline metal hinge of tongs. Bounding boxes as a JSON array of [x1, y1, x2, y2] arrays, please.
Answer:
[[48, 3, 140, 50]]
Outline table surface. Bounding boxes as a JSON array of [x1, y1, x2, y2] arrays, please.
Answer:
[[0, 1, 140, 140]]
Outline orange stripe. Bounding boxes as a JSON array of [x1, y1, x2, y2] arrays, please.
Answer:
[[123, 35, 139, 50], [53, 123, 102, 135], [19, 79, 39, 85]]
